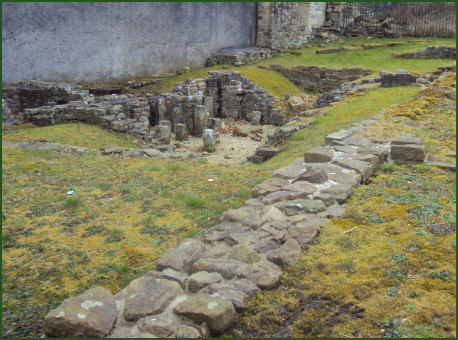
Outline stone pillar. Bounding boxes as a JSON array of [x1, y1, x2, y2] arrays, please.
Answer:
[[155, 125, 171, 144], [193, 105, 209, 137], [159, 120, 171, 128], [202, 129, 216, 153], [175, 123, 187, 141]]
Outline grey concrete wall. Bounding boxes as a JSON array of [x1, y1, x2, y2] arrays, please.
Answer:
[[2, 2, 256, 83]]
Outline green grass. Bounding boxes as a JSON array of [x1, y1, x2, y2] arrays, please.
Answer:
[[2, 122, 137, 149]]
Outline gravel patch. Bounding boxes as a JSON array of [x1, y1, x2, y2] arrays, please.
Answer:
[[188, 121, 277, 165]]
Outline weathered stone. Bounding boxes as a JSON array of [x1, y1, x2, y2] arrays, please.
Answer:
[[155, 125, 171, 143], [159, 120, 171, 128], [188, 271, 224, 293], [243, 198, 265, 208], [321, 182, 354, 204], [273, 158, 307, 179], [226, 231, 267, 246], [304, 148, 333, 163], [202, 129, 216, 152], [174, 294, 236, 333], [261, 205, 289, 222], [333, 159, 375, 183], [124, 277, 183, 321], [318, 204, 346, 218], [287, 221, 321, 247], [156, 238, 206, 272], [240, 261, 282, 289], [356, 145, 389, 161], [201, 242, 232, 258], [266, 239, 301, 267], [260, 224, 288, 242], [191, 258, 248, 279], [428, 160, 456, 171], [380, 70, 417, 87], [325, 131, 351, 144], [221, 206, 266, 229], [228, 244, 261, 264], [391, 144, 426, 162], [247, 110, 262, 125], [149, 268, 188, 289], [275, 199, 326, 216], [142, 148, 162, 158], [44, 287, 117, 338], [193, 105, 209, 137], [174, 123, 187, 141], [292, 168, 328, 184], [262, 190, 309, 204], [313, 193, 337, 207], [108, 323, 156, 338], [252, 178, 290, 197], [200, 279, 260, 311], [176, 325, 202, 338], [281, 181, 318, 194], [252, 237, 279, 254], [348, 153, 380, 168], [327, 171, 361, 187], [334, 145, 356, 154], [137, 310, 180, 337]]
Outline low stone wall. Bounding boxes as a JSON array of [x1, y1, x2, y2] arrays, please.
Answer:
[[268, 65, 372, 92], [395, 46, 456, 60], [43, 110, 431, 337], [209, 47, 272, 66], [2, 72, 283, 146]]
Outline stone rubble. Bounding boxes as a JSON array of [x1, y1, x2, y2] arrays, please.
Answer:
[[43, 108, 429, 337]]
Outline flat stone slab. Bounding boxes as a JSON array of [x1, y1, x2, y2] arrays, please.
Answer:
[[391, 136, 422, 145], [226, 230, 268, 246], [252, 178, 290, 197], [262, 190, 310, 204], [221, 206, 266, 229], [333, 158, 375, 183], [356, 145, 389, 161], [137, 310, 182, 337], [108, 323, 157, 338], [391, 144, 426, 162], [428, 160, 456, 171], [191, 258, 248, 279], [44, 287, 117, 338], [174, 294, 236, 333], [325, 131, 352, 144], [275, 199, 327, 216], [304, 147, 333, 163], [327, 171, 361, 187], [124, 277, 184, 321], [320, 182, 354, 204], [281, 181, 317, 193], [273, 158, 307, 179]]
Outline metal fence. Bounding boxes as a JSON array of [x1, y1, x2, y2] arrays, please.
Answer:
[[341, 2, 456, 38]]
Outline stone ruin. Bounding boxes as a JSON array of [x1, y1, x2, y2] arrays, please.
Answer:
[[395, 46, 456, 60], [41, 109, 434, 338], [2, 71, 283, 149]]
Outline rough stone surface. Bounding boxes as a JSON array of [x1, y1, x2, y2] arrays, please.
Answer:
[[304, 148, 333, 163], [228, 244, 261, 264], [275, 199, 327, 216], [124, 277, 184, 321], [221, 206, 266, 229], [333, 158, 375, 183], [391, 144, 426, 162], [188, 272, 224, 293], [174, 294, 236, 333], [44, 287, 116, 338], [266, 239, 301, 267], [176, 325, 202, 338], [292, 168, 328, 184], [156, 238, 206, 272], [202, 129, 216, 152], [262, 190, 310, 205], [191, 258, 248, 279], [240, 261, 282, 289], [201, 279, 260, 311]]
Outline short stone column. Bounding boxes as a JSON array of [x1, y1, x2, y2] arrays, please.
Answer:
[[155, 125, 171, 144], [202, 129, 216, 152], [175, 123, 187, 141], [194, 105, 209, 137]]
